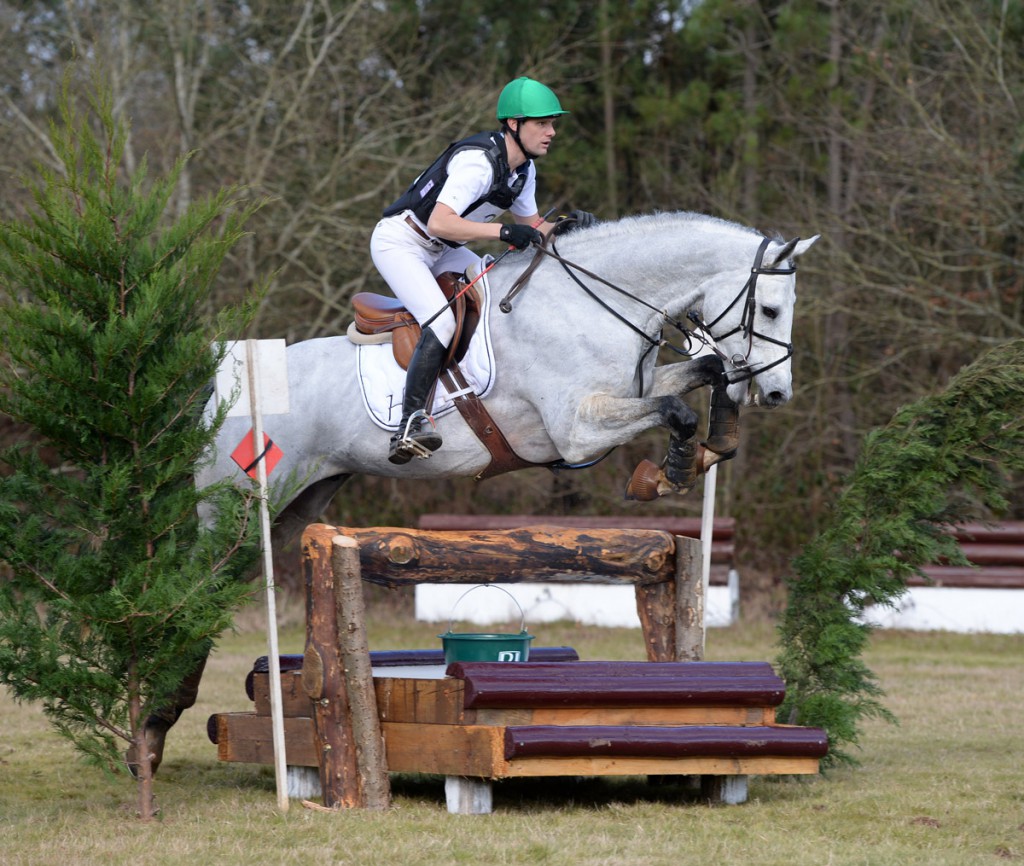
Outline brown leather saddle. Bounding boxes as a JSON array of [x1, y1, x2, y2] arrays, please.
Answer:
[[349, 271, 547, 480], [350, 272, 481, 370]]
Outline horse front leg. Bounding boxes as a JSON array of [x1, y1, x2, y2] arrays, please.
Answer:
[[567, 392, 702, 498], [624, 366, 743, 502]]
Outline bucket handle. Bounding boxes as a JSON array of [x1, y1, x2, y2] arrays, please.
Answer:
[[448, 584, 528, 634]]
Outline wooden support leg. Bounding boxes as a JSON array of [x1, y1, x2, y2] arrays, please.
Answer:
[[701, 774, 749, 805], [302, 525, 360, 809], [673, 535, 704, 661], [333, 536, 391, 811], [445, 776, 493, 815], [287, 765, 322, 800]]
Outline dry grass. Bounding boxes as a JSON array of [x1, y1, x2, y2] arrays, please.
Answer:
[[2, 599, 1023, 866]]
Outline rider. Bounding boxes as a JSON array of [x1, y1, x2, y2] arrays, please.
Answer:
[[371, 76, 595, 465]]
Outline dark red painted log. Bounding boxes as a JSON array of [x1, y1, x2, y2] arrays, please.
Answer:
[[949, 522, 1024, 544], [504, 725, 828, 760], [245, 651, 585, 704], [947, 543, 1024, 566], [445, 663, 785, 709], [447, 661, 777, 680], [460, 677, 785, 708], [910, 566, 1024, 588]]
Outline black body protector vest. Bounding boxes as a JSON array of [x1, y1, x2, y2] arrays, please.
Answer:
[[383, 131, 530, 246]]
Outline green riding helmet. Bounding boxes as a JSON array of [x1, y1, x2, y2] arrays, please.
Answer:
[[496, 77, 569, 121]]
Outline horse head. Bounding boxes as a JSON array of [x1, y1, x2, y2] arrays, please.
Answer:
[[698, 234, 818, 408]]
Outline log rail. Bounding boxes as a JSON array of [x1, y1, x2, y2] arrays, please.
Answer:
[[909, 522, 1024, 588]]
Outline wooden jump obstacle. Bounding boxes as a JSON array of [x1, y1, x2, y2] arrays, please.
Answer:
[[207, 523, 828, 813], [414, 513, 741, 627]]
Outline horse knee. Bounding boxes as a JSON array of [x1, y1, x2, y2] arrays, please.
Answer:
[[657, 396, 698, 439]]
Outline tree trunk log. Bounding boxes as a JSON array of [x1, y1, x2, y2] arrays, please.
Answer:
[[301, 525, 359, 808], [332, 526, 676, 586], [332, 535, 391, 810]]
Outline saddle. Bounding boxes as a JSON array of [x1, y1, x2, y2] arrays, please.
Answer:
[[348, 268, 548, 480], [348, 272, 482, 370]]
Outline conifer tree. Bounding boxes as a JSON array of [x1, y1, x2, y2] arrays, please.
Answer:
[[776, 338, 1024, 765], [0, 84, 260, 819]]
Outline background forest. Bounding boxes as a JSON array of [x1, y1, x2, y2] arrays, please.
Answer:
[[1, 0, 1021, 599]]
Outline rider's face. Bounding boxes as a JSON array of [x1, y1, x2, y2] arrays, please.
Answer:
[[512, 117, 557, 157]]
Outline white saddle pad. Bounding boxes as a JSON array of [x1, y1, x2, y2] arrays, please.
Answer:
[[356, 268, 497, 432]]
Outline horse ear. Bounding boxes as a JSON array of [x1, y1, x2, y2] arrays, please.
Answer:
[[766, 234, 819, 267]]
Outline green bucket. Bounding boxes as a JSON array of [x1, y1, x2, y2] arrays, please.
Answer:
[[439, 585, 534, 664]]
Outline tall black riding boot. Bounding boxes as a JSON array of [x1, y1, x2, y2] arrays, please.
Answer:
[[388, 328, 448, 465]]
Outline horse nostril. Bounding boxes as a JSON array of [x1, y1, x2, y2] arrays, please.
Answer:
[[767, 390, 786, 406]]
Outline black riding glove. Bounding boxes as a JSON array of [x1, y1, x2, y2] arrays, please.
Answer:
[[500, 223, 544, 250], [553, 209, 598, 236]]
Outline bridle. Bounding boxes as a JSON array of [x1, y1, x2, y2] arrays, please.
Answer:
[[685, 236, 796, 384], [502, 233, 798, 387]]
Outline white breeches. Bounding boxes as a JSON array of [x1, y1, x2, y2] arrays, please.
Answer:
[[370, 212, 481, 348]]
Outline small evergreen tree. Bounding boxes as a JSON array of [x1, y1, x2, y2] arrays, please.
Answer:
[[777, 338, 1024, 765], [0, 84, 260, 819]]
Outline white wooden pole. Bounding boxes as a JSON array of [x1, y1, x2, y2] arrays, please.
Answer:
[[700, 462, 718, 657], [245, 339, 289, 812]]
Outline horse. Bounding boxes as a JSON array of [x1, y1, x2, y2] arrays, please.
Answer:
[[133, 210, 817, 774]]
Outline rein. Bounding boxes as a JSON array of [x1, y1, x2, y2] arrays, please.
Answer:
[[501, 233, 797, 386]]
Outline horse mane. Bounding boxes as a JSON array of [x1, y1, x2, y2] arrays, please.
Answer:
[[487, 211, 766, 282]]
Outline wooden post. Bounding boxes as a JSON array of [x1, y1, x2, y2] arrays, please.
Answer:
[[332, 535, 391, 810], [301, 525, 359, 808], [674, 535, 704, 661], [634, 581, 676, 662]]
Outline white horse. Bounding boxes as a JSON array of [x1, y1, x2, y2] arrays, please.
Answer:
[[134, 212, 817, 774], [198, 210, 817, 546]]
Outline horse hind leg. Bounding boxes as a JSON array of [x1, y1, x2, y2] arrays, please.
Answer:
[[125, 653, 208, 777]]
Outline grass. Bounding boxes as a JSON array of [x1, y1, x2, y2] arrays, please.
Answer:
[[2, 597, 1023, 866]]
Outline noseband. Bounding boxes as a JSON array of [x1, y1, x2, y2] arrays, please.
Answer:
[[687, 236, 796, 384]]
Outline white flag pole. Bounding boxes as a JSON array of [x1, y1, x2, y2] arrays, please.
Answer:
[[245, 339, 289, 812], [700, 462, 718, 659]]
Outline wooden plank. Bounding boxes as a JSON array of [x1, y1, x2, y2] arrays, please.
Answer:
[[211, 712, 318, 767], [380, 722, 503, 776], [253, 671, 314, 718], [327, 525, 677, 587], [471, 706, 774, 727], [374, 677, 467, 725], [496, 755, 822, 778], [211, 715, 817, 779]]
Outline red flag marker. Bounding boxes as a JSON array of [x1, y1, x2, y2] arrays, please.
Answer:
[[231, 430, 283, 479]]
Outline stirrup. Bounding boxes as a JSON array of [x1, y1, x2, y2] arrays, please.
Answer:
[[393, 410, 439, 460]]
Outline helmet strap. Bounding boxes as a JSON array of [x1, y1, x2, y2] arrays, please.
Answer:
[[504, 118, 540, 161]]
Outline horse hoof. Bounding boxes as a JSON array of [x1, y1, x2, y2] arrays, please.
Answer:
[[624, 459, 663, 501], [125, 721, 169, 778]]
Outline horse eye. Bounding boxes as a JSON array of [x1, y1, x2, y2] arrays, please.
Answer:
[[761, 306, 778, 320]]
